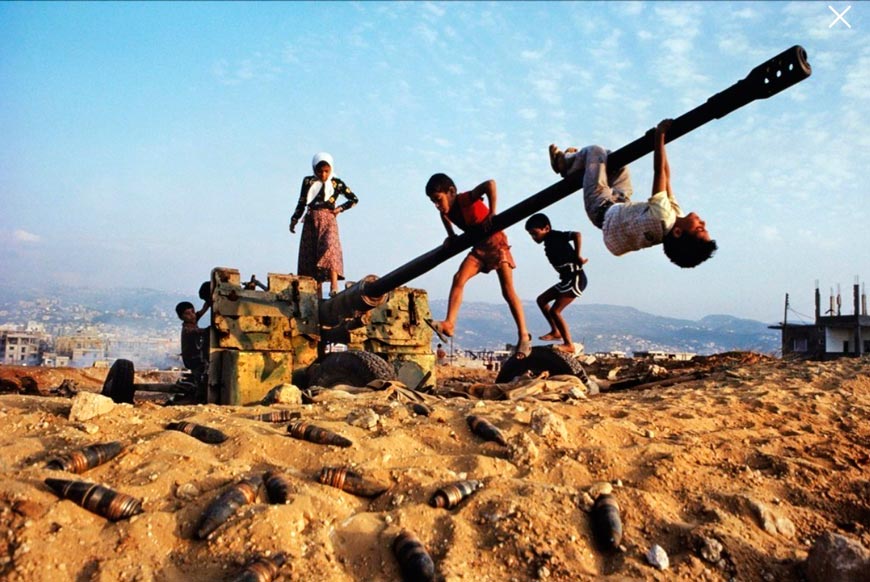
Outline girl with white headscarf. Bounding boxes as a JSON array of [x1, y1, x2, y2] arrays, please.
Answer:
[[289, 152, 359, 295]]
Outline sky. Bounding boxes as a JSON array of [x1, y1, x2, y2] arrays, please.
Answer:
[[1, 1, 867, 325]]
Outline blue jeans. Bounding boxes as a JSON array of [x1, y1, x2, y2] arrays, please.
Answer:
[[565, 145, 633, 229]]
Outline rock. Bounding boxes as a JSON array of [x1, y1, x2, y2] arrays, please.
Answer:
[[646, 544, 669, 570], [346, 408, 379, 429], [588, 481, 613, 498], [77, 423, 100, 435], [68, 392, 115, 422], [529, 407, 568, 441], [748, 497, 795, 538], [697, 535, 724, 563], [261, 384, 302, 405], [507, 432, 539, 467], [175, 483, 200, 500], [805, 532, 870, 582]]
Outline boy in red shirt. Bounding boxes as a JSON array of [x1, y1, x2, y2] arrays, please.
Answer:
[[425, 173, 531, 359]]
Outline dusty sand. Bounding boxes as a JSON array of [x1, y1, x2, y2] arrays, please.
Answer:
[[0, 354, 868, 581]]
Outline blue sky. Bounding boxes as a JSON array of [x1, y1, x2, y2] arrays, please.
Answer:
[[1, 1, 867, 324]]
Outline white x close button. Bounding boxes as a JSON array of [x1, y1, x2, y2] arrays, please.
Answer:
[[829, 5, 852, 28]]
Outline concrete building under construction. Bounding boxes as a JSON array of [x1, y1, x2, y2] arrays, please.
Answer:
[[771, 278, 869, 359]]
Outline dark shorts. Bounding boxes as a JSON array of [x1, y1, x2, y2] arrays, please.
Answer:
[[554, 264, 587, 298]]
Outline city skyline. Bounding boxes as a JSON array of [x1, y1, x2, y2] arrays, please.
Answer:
[[1, 2, 867, 323]]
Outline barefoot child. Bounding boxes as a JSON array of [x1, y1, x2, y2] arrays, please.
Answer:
[[525, 213, 587, 354], [424, 173, 532, 359], [549, 119, 717, 268]]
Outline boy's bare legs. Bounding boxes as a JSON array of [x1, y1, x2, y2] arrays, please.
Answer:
[[537, 286, 562, 340], [436, 255, 482, 338], [536, 287, 575, 351], [549, 294, 576, 353], [329, 269, 339, 296], [495, 263, 531, 358]]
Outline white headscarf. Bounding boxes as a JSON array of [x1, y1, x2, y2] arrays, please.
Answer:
[[306, 152, 335, 205]]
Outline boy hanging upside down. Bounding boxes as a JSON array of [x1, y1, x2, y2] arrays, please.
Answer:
[[549, 118, 717, 268]]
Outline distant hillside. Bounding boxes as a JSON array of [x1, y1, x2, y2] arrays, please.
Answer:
[[430, 300, 780, 355], [0, 286, 780, 355]]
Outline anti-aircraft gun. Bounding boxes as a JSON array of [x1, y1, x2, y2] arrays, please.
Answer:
[[103, 46, 811, 406]]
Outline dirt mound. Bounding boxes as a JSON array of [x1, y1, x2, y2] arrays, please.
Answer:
[[1, 354, 868, 581]]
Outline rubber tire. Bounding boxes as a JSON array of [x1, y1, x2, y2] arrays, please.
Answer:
[[496, 346, 588, 384], [307, 351, 396, 388], [102, 359, 135, 404]]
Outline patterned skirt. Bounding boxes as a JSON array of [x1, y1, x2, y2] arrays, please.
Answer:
[[297, 208, 345, 282]]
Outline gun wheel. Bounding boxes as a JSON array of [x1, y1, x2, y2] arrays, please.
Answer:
[[101, 359, 135, 404], [496, 346, 592, 390], [307, 351, 396, 388]]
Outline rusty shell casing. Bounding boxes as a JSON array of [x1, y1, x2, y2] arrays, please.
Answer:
[[230, 552, 287, 582], [429, 479, 483, 509], [263, 471, 294, 504], [317, 467, 389, 498], [409, 403, 432, 417], [166, 421, 228, 444], [252, 410, 300, 423], [44, 478, 143, 521], [466, 415, 507, 446], [393, 530, 436, 582], [287, 421, 352, 448], [45, 441, 125, 473], [590, 493, 623, 550], [195, 477, 260, 540]]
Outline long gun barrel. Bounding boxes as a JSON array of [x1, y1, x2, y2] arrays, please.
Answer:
[[320, 45, 811, 326]]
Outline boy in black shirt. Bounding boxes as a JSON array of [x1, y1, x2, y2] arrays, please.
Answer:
[[525, 213, 587, 354]]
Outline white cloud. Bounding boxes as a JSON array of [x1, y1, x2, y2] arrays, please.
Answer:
[[13, 230, 41, 243], [518, 108, 537, 121], [842, 51, 870, 100]]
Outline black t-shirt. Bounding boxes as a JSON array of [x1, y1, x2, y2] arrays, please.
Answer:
[[543, 230, 580, 274]]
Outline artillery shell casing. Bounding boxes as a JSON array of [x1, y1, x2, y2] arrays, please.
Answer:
[[44, 478, 142, 521], [287, 421, 352, 448], [409, 403, 432, 417], [466, 415, 507, 446], [195, 477, 260, 540], [46, 441, 125, 473], [429, 479, 483, 509], [166, 421, 228, 444], [230, 552, 287, 582], [590, 493, 623, 550], [393, 530, 436, 582], [263, 471, 293, 504], [252, 410, 300, 423], [317, 467, 388, 498]]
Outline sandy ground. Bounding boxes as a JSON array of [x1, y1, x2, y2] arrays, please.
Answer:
[[0, 354, 868, 581]]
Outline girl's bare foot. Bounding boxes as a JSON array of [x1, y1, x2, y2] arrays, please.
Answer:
[[539, 332, 562, 341], [553, 344, 575, 354]]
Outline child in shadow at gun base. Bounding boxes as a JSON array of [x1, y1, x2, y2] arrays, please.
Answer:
[[424, 173, 532, 359], [525, 212, 587, 354], [549, 118, 717, 268], [174, 299, 211, 402]]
